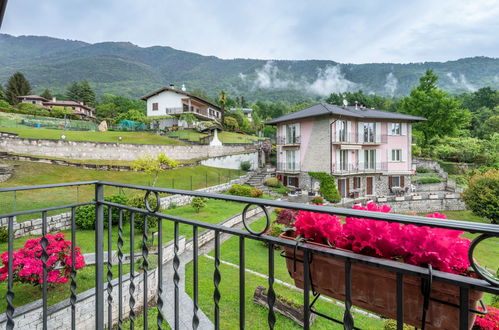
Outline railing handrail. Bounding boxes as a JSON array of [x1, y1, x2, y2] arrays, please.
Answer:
[[2, 180, 495, 235]]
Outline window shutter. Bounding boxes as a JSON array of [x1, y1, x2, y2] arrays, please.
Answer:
[[358, 122, 364, 143], [335, 121, 341, 141], [375, 149, 381, 170], [336, 149, 340, 171], [401, 123, 407, 135], [296, 149, 301, 168], [388, 123, 393, 136], [346, 178, 350, 196], [402, 149, 407, 162], [375, 122, 381, 143], [389, 176, 393, 188], [296, 123, 301, 139], [401, 176, 405, 187], [358, 149, 364, 168], [347, 121, 352, 142], [389, 149, 393, 161]]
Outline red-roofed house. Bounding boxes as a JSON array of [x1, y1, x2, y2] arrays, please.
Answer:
[[17, 96, 96, 120]]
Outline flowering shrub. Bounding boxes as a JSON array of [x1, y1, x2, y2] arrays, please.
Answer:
[[275, 209, 298, 227], [293, 202, 471, 275], [0, 233, 85, 286], [474, 305, 499, 329]]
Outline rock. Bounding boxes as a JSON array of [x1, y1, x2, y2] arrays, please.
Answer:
[[98, 121, 108, 132]]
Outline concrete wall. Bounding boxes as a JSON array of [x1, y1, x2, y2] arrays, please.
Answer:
[[0, 136, 254, 161], [200, 152, 258, 171]]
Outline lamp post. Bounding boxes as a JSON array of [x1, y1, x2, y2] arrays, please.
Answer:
[[118, 136, 122, 143], [60, 135, 66, 140]]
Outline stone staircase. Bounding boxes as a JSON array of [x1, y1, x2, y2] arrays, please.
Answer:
[[246, 170, 267, 190]]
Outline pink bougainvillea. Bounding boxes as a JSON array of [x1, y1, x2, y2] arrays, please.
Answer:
[[474, 305, 499, 329], [293, 202, 471, 275], [0, 233, 85, 285]]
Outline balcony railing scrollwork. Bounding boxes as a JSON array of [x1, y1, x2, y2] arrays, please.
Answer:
[[0, 181, 497, 329], [276, 136, 301, 145]]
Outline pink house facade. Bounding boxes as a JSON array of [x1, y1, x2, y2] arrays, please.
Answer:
[[266, 103, 426, 198]]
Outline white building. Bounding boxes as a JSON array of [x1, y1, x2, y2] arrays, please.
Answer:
[[141, 85, 222, 130]]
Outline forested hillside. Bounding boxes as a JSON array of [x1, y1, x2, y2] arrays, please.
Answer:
[[1, 34, 498, 103]]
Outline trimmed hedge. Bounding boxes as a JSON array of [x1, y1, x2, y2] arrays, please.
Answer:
[[227, 184, 262, 198], [75, 194, 129, 230], [308, 172, 341, 203]]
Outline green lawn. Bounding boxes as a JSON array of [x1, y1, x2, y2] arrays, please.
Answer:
[[167, 129, 265, 144], [0, 161, 242, 221], [0, 126, 186, 145]]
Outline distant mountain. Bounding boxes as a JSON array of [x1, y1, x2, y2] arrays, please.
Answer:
[[1, 34, 498, 103]]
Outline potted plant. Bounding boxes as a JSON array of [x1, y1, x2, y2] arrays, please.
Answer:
[[279, 203, 484, 329], [377, 195, 387, 202], [411, 193, 422, 200]]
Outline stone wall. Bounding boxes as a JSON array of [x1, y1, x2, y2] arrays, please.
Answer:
[[0, 164, 13, 182], [373, 193, 466, 213], [200, 152, 258, 171], [0, 135, 255, 161]]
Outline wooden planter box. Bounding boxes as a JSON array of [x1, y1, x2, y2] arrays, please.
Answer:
[[280, 234, 483, 330]]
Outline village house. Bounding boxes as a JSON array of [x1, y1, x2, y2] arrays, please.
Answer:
[[142, 85, 222, 130], [17, 95, 96, 120], [266, 103, 426, 198], [229, 107, 253, 121]]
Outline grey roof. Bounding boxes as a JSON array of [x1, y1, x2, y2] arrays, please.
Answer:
[[265, 103, 426, 125]]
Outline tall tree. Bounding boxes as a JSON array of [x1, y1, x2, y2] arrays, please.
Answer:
[[0, 84, 5, 100], [66, 80, 96, 106], [400, 70, 470, 147], [5, 72, 31, 105], [66, 81, 81, 101], [40, 88, 52, 100], [218, 90, 227, 127]]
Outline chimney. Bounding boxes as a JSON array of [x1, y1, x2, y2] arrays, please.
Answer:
[[169, 83, 175, 89], [52, 97, 56, 102]]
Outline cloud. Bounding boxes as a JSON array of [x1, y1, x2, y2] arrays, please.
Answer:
[[446, 72, 458, 84], [251, 61, 356, 96], [446, 72, 477, 91], [238, 73, 246, 81], [384, 72, 398, 97]]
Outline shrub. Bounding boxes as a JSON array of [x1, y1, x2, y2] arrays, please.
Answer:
[[168, 202, 177, 209], [474, 305, 499, 329], [127, 194, 160, 231], [462, 169, 499, 224], [273, 186, 290, 195], [384, 319, 412, 330], [417, 177, 442, 184], [191, 197, 207, 213], [240, 161, 251, 171], [308, 172, 341, 203], [311, 196, 324, 205], [275, 209, 298, 227], [264, 177, 280, 187], [75, 195, 129, 230], [0, 227, 8, 243], [228, 184, 254, 197], [268, 222, 285, 237], [251, 188, 263, 198], [0, 233, 85, 286], [415, 166, 431, 173]]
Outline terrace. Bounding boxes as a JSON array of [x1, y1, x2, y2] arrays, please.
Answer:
[[0, 181, 497, 329]]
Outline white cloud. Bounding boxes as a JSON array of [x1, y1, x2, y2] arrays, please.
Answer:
[[307, 66, 357, 96], [384, 73, 398, 97], [446, 72, 477, 91], [446, 72, 458, 84]]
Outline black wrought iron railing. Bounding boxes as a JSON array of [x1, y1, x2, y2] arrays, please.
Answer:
[[0, 181, 497, 330], [276, 136, 301, 145]]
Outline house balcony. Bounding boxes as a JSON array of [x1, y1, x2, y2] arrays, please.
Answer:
[[332, 133, 387, 145], [276, 136, 301, 146], [276, 162, 300, 173], [332, 162, 388, 174], [164, 105, 221, 122], [0, 182, 497, 329]]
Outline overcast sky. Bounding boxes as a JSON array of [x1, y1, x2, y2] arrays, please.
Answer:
[[2, 0, 498, 63]]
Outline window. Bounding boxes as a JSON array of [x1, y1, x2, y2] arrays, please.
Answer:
[[391, 149, 402, 162], [338, 120, 347, 142], [390, 123, 401, 135], [288, 176, 299, 188], [353, 177, 361, 189], [286, 150, 298, 171], [32, 101, 36, 104], [286, 123, 300, 144], [389, 176, 405, 188], [339, 150, 349, 171], [364, 149, 376, 169], [152, 103, 158, 111], [363, 123, 375, 143]]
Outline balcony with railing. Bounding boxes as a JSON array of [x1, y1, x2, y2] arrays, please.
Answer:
[[332, 132, 388, 144], [0, 181, 497, 329], [276, 162, 300, 173], [276, 136, 301, 146], [164, 103, 221, 122], [332, 162, 388, 174]]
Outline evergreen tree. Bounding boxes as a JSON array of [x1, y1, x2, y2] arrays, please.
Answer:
[[66, 81, 81, 102], [5, 72, 31, 105], [400, 70, 470, 147], [40, 88, 52, 100], [0, 84, 5, 100], [66, 80, 96, 106]]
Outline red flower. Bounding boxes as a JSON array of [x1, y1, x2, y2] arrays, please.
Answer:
[[0, 233, 85, 286], [474, 306, 499, 329]]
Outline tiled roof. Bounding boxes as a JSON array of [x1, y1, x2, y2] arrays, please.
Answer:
[[141, 87, 221, 111], [17, 95, 49, 101], [265, 103, 426, 124]]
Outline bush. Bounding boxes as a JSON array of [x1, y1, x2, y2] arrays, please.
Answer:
[[240, 161, 251, 171], [264, 177, 280, 187], [462, 169, 499, 223], [415, 166, 431, 173], [275, 209, 298, 227], [0, 227, 8, 243], [417, 177, 442, 184], [75, 195, 129, 230], [191, 197, 207, 213], [127, 194, 160, 231], [268, 222, 285, 237], [308, 172, 341, 203], [384, 319, 412, 330], [251, 188, 263, 198], [273, 186, 290, 195], [311, 196, 325, 205], [227, 184, 253, 197]]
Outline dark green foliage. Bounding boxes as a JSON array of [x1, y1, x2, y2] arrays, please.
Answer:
[[415, 167, 431, 173], [127, 194, 160, 231], [75, 195, 129, 229], [0, 227, 9, 243], [66, 80, 96, 107], [227, 184, 254, 197], [5, 72, 31, 105], [311, 196, 325, 204], [191, 197, 207, 213], [417, 177, 442, 184], [462, 169, 499, 223], [40, 89, 52, 100], [433, 137, 498, 165], [240, 161, 251, 171], [308, 172, 341, 203]]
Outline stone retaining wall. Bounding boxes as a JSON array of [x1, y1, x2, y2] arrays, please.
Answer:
[[0, 135, 256, 161]]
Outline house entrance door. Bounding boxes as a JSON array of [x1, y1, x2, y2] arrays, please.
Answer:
[[366, 177, 373, 195]]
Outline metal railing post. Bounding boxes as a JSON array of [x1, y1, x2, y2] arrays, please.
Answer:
[[95, 183, 105, 330]]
